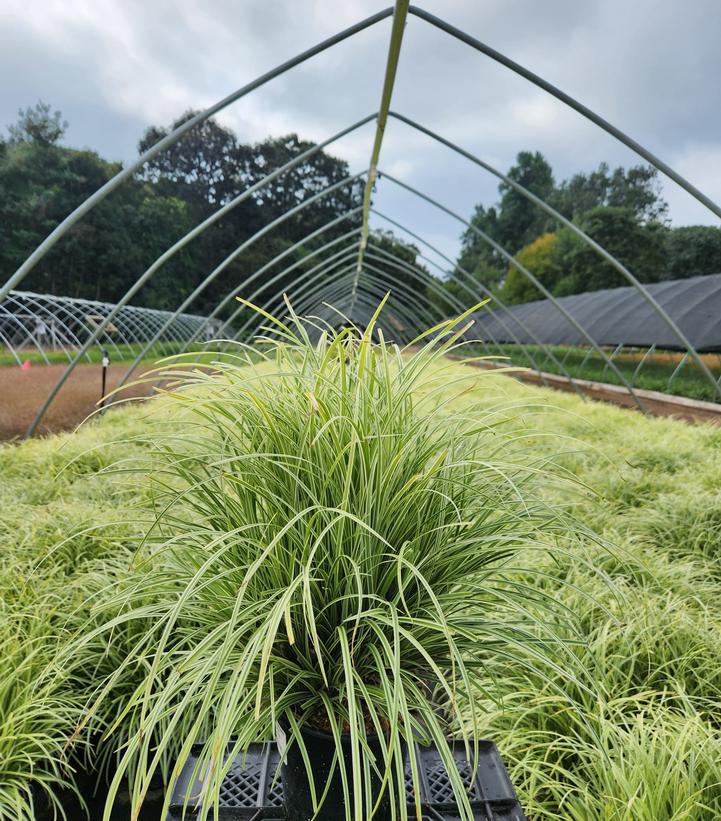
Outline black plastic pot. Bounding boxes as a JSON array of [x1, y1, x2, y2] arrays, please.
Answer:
[[34, 766, 164, 821], [164, 738, 526, 820], [280, 723, 401, 821]]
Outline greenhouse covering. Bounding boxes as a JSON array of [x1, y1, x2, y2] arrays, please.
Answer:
[[470, 274, 721, 352]]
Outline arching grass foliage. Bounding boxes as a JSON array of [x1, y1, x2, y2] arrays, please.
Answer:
[[78, 302, 594, 821], [0, 304, 720, 819]]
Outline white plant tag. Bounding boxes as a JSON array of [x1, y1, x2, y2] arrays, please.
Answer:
[[275, 721, 287, 762]]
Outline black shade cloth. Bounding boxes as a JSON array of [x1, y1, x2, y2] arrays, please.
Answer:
[[468, 273, 721, 352]]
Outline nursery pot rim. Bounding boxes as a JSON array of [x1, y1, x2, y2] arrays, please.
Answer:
[[281, 720, 389, 744], [279, 713, 399, 745]]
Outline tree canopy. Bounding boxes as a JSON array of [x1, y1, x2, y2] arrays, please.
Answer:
[[2, 103, 416, 320], [0, 110, 197, 303], [4, 103, 721, 321], [452, 149, 721, 306]]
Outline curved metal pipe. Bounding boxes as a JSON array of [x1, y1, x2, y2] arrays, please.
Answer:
[[26, 171, 366, 436], [267, 244, 466, 344], [255, 232, 558, 379], [295, 271, 428, 341], [354, 263, 468, 333], [362, 244, 509, 361], [110, 171, 366, 390], [378, 169, 646, 410], [359, 252, 500, 358], [367, 210, 586, 399], [0, 317, 22, 366], [259, 267, 414, 341], [367, 219, 581, 398], [25, 292, 124, 360], [9, 292, 110, 362], [322, 289, 417, 342], [251, 252, 434, 339], [386, 113, 720, 400], [368, 242, 562, 392], [0, 300, 50, 364], [183, 210, 364, 348], [108, 301, 178, 358], [256, 255, 363, 328], [4, 293, 77, 363], [236, 252, 366, 341], [295, 263, 446, 333], [21, 117, 374, 435], [407, 6, 721, 220], [300, 278, 407, 328], [301, 280, 428, 339], [1, 11, 394, 300], [226, 241, 364, 344]]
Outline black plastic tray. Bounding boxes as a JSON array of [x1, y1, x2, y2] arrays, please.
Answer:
[[165, 738, 526, 820]]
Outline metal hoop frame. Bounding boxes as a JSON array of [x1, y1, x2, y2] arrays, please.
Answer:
[[3, 2, 720, 435], [0, 292, 211, 367]]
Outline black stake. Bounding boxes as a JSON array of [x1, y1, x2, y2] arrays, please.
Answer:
[[100, 348, 109, 409]]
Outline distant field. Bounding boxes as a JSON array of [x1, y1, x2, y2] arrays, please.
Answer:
[[0, 341, 208, 368], [4, 340, 720, 440], [0, 346, 251, 439], [0, 361, 160, 439], [462, 342, 721, 403]]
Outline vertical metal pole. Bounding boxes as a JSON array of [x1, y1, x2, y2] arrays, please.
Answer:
[[100, 348, 109, 408], [352, 0, 410, 310]]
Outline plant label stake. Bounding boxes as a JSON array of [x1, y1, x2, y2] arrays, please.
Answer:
[[275, 721, 288, 763], [100, 348, 109, 409]]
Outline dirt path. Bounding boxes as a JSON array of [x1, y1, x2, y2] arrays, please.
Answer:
[[0, 362, 160, 440]]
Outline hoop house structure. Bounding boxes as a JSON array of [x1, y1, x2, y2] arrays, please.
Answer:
[[2, 1, 721, 436], [0, 291, 220, 366]]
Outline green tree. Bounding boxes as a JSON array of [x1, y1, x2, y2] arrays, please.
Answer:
[[456, 205, 502, 272], [552, 207, 668, 295], [136, 116, 363, 314], [7, 101, 67, 146], [665, 226, 721, 279], [241, 133, 362, 242], [453, 152, 555, 287], [502, 233, 561, 304], [137, 110, 242, 212], [0, 106, 197, 307], [496, 151, 555, 252], [455, 153, 671, 303], [202, 132, 362, 315], [552, 162, 667, 223]]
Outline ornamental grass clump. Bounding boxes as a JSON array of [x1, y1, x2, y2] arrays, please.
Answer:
[[87, 300, 590, 821]]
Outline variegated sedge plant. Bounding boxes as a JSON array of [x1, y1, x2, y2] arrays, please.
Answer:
[[82, 296, 597, 821]]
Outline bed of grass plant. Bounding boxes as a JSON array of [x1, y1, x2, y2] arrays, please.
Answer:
[[0, 341, 209, 368], [462, 342, 721, 403], [1, 351, 720, 819]]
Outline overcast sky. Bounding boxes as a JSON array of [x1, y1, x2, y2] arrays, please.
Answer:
[[2, 0, 721, 269]]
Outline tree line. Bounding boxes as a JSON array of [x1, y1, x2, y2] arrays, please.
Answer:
[[3, 102, 720, 326], [446, 150, 721, 307], [1, 104, 434, 326]]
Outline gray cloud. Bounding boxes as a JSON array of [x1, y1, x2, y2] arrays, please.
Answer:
[[1, 0, 720, 268]]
